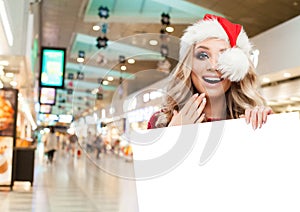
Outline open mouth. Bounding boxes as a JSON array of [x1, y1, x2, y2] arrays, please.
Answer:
[[202, 76, 223, 84]]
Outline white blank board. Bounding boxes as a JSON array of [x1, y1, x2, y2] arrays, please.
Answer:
[[132, 112, 300, 212]]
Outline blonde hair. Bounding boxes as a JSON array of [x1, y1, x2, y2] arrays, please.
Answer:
[[155, 46, 266, 128]]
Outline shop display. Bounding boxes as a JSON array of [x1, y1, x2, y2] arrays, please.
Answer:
[[0, 89, 18, 187], [0, 95, 15, 132], [0, 137, 13, 185], [0, 89, 17, 136], [0, 153, 8, 174]]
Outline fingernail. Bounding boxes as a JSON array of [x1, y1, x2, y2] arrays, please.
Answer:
[[202, 98, 206, 103], [194, 93, 199, 97]]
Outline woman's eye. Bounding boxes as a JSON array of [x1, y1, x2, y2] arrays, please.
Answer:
[[195, 52, 209, 60]]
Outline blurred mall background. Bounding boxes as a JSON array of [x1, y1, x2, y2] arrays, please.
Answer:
[[0, 0, 300, 211]]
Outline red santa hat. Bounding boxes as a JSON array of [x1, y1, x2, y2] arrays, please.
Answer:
[[180, 14, 253, 82]]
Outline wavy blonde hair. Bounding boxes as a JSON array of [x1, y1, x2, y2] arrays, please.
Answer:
[[155, 45, 266, 128]]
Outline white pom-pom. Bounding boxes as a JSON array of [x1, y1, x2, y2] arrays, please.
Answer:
[[218, 48, 249, 82]]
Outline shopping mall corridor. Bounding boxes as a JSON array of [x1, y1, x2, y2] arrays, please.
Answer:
[[0, 143, 139, 212]]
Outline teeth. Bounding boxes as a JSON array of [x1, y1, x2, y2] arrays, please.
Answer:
[[204, 77, 221, 81], [203, 77, 223, 84]]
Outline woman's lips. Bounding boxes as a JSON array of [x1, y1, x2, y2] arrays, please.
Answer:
[[202, 76, 223, 84]]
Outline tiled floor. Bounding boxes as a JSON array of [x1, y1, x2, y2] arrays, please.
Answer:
[[0, 144, 139, 212]]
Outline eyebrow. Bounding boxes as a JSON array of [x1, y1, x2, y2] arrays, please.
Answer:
[[195, 45, 227, 52], [196, 45, 209, 50]]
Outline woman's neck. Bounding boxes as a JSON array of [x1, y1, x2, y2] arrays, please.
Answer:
[[203, 96, 227, 120]]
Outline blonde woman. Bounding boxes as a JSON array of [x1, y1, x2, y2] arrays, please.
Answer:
[[148, 14, 272, 130]]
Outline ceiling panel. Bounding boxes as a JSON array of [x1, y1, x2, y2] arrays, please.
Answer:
[[70, 33, 164, 61], [84, 0, 222, 23]]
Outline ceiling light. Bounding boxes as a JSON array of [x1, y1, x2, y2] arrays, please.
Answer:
[[150, 91, 163, 100], [93, 25, 100, 31], [5, 72, 14, 77], [120, 65, 127, 71], [0, 0, 13, 46], [262, 77, 270, 83], [0, 60, 9, 66], [76, 57, 84, 63], [109, 107, 115, 115], [283, 72, 291, 78], [91, 88, 98, 95], [143, 93, 150, 102], [289, 96, 300, 101], [107, 76, 114, 81], [293, 1, 298, 6], [102, 80, 109, 85], [10, 81, 17, 87], [128, 97, 137, 110], [166, 26, 174, 33], [149, 39, 158, 46], [101, 109, 106, 119], [127, 58, 135, 64]]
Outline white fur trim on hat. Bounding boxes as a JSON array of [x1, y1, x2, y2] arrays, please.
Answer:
[[218, 48, 250, 81], [180, 19, 228, 61]]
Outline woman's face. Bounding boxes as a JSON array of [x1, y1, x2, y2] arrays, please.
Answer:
[[191, 38, 232, 98]]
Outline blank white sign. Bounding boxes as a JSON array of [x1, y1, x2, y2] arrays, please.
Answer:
[[132, 112, 300, 212]]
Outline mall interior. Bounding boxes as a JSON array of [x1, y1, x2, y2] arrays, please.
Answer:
[[0, 0, 300, 211]]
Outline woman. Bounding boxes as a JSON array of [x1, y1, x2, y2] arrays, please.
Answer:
[[148, 14, 272, 130], [45, 127, 58, 164]]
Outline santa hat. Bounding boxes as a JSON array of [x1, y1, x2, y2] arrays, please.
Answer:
[[180, 14, 252, 82]]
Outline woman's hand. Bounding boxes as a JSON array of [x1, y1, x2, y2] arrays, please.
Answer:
[[168, 93, 206, 127], [241, 106, 273, 130]]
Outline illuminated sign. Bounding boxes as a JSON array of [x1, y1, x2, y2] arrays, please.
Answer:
[[39, 104, 52, 114], [39, 87, 56, 105], [38, 114, 58, 126], [39, 47, 66, 88], [58, 114, 73, 123]]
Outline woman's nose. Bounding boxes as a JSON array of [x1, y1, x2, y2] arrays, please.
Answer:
[[209, 57, 218, 70]]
